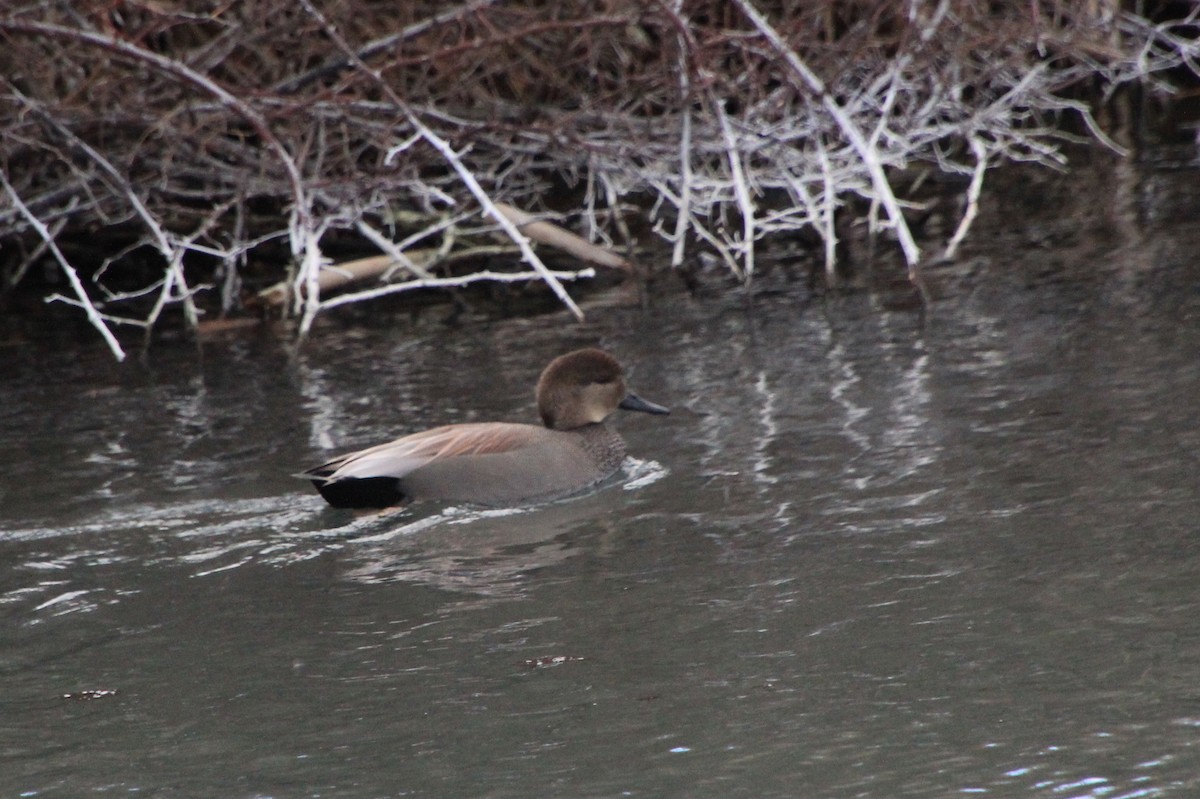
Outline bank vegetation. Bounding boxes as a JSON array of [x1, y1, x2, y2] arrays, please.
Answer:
[[1, 1, 1197, 359]]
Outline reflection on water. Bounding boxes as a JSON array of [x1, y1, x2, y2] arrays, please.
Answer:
[[3, 153, 1200, 796], [4, 457, 667, 608]]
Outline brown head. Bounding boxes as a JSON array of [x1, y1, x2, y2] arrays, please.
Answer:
[[535, 348, 669, 430]]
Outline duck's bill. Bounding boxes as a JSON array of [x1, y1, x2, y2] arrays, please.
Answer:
[[619, 393, 671, 415]]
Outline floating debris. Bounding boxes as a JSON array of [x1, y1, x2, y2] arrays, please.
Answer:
[[522, 655, 585, 669], [61, 689, 117, 701]]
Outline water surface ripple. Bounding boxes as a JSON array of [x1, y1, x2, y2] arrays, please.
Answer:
[[2, 157, 1200, 797]]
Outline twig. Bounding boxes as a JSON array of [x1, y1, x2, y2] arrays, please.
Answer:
[[730, 0, 922, 271], [274, 0, 505, 94], [403, 117, 586, 320], [712, 95, 755, 281], [816, 138, 838, 282], [0, 20, 308, 216], [299, 0, 589, 322], [944, 137, 989, 260], [355, 219, 436, 280], [319, 267, 595, 310], [1, 173, 127, 361]]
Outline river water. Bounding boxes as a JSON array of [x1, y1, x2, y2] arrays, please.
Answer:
[[2, 150, 1200, 797]]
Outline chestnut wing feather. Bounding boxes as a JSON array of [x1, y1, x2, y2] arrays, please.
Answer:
[[306, 423, 541, 483]]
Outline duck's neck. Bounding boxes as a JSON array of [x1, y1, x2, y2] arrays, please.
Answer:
[[573, 422, 627, 473]]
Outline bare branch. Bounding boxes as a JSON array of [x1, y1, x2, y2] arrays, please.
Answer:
[[2, 173, 127, 361], [3, 1, 1196, 356]]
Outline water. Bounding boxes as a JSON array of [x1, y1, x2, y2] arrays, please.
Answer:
[[3, 152, 1200, 797]]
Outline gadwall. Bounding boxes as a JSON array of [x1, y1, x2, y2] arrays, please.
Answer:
[[304, 348, 669, 508]]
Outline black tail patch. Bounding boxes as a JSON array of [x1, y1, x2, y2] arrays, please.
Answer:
[[311, 477, 408, 509]]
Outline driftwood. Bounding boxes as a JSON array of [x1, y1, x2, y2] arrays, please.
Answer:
[[256, 203, 628, 309], [257, 253, 434, 309], [492, 204, 632, 273]]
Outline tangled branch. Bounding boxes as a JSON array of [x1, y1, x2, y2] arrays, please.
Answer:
[[1, 1, 1196, 357]]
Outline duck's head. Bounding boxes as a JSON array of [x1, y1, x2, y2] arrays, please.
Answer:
[[536, 348, 670, 430]]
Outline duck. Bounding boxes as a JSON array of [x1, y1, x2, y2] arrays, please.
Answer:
[[304, 348, 669, 508]]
